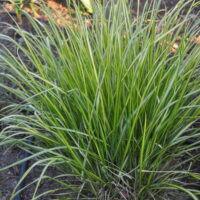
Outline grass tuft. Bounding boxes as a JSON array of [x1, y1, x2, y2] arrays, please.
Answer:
[[0, 0, 200, 199]]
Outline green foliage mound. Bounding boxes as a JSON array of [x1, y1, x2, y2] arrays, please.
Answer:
[[0, 0, 200, 199]]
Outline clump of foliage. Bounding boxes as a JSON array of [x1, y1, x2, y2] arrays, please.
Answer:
[[0, 0, 200, 199]]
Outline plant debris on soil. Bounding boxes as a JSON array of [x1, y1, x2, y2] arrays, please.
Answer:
[[0, 0, 199, 199]]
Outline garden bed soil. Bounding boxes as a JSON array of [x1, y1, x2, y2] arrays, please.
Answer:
[[0, 0, 200, 199]]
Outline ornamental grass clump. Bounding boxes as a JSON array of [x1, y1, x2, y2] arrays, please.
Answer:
[[0, 0, 200, 199]]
